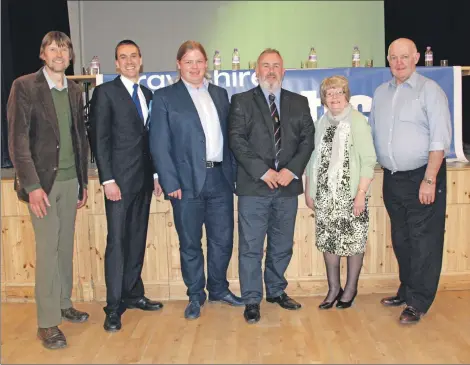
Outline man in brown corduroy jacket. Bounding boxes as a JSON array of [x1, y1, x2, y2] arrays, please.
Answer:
[[7, 31, 89, 350]]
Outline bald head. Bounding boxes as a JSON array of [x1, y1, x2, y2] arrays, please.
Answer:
[[388, 38, 418, 56], [387, 38, 420, 85]]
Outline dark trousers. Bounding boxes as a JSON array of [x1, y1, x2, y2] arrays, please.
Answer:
[[383, 163, 446, 313], [238, 191, 298, 304], [104, 189, 152, 312], [171, 166, 234, 304]]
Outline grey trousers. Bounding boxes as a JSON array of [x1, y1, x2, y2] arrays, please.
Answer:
[[238, 193, 298, 304], [29, 178, 78, 328]]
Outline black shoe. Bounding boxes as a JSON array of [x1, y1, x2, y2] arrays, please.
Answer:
[[126, 296, 164, 311], [319, 288, 344, 310], [266, 293, 301, 310], [244, 304, 260, 324], [381, 295, 406, 307], [336, 291, 357, 309], [103, 311, 122, 332], [184, 301, 203, 320], [61, 307, 90, 323], [208, 292, 244, 307]]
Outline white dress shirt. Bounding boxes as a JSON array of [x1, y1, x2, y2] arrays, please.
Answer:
[[120, 75, 149, 123], [103, 76, 157, 185], [182, 78, 224, 162]]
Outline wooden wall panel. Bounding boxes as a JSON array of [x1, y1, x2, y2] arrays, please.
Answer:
[[1, 166, 469, 303]]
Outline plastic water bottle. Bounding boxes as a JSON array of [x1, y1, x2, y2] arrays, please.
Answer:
[[306, 47, 318, 69], [89, 56, 100, 75], [352, 46, 360, 67], [213, 50, 221, 70], [232, 48, 240, 71], [425, 46, 433, 66]]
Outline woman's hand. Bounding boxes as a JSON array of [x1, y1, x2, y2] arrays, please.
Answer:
[[305, 193, 315, 211], [353, 191, 366, 216]]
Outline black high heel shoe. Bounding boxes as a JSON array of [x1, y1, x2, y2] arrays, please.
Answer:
[[336, 291, 357, 309], [318, 288, 344, 310]]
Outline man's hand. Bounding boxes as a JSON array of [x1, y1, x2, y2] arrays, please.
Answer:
[[29, 188, 50, 218], [104, 182, 121, 201], [276, 168, 295, 187], [419, 181, 436, 205], [261, 169, 279, 189], [153, 179, 163, 197], [168, 189, 182, 200], [77, 188, 88, 209]]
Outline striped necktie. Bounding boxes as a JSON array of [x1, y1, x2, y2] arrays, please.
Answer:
[[269, 93, 281, 168]]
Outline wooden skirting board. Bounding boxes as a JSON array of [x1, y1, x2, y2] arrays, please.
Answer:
[[2, 164, 470, 303]]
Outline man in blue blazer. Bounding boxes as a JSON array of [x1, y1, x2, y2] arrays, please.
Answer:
[[149, 40, 243, 319]]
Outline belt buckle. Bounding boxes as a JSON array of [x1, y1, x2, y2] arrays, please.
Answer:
[[206, 161, 214, 168]]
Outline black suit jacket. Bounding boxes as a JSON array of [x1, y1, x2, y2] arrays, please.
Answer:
[[229, 86, 315, 197], [149, 79, 236, 199], [90, 76, 154, 194]]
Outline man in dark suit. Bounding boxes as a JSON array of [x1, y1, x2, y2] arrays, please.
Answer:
[[229, 48, 315, 324], [7, 31, 89, 349], [90, 39, 163, 332], [149, 40, 243, 320]]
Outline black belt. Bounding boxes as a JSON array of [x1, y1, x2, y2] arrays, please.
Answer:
[[383, 165, 427, 176], [206, 161, 222, 168]]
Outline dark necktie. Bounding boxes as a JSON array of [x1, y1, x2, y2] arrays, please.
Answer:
[[132, 83, 144, 122], [269, 93, 281, 168]]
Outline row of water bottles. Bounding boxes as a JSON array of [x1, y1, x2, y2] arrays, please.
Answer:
[[84, 46, 443, 75], [214, 47, 365, 70], [304, 46, 364, 68], [305, 46, 444, 68], [213, 48, 241, 71]]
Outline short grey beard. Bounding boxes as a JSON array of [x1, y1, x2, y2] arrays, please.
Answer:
[[259, 78, 281, 93]]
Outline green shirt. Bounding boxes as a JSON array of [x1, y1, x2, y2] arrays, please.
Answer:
[[51, 88, 76, 181]]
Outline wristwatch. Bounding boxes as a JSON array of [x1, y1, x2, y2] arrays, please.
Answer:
[[423, 176, 434, 185]]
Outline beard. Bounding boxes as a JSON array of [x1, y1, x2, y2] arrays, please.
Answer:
[[258, 77, 281, 92]]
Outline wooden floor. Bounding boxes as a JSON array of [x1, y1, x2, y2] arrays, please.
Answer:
[[2, 291, 470, 364]]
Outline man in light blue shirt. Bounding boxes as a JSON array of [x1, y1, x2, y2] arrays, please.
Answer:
[[369, 38, 452, 324]]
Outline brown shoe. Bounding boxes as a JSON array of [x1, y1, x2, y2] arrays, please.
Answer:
[[61, 307, 90, 323], [399, 306, 424, 324], [37, 326, 67, 350]]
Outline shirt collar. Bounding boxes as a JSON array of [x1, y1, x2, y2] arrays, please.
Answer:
[[120, 75, 139, 91], [42, 67, 67, 90], [390, 71, 418, 88], [260, 86, 281, 104], [181, 77, 209, 92]]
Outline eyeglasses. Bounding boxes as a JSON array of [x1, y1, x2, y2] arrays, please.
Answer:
[[325, 90, 345, 98]]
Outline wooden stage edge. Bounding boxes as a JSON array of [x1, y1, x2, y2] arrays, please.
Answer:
[[1, 163, 470, 303]]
